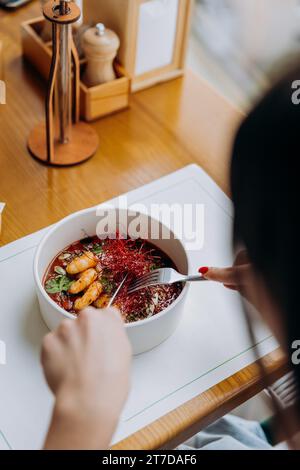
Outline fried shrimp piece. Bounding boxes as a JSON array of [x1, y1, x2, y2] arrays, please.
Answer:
[[74, 281, 102, 311], [94, 294, 111, 309], [68, 268, 98, 295], [66, 251, 97, 275]]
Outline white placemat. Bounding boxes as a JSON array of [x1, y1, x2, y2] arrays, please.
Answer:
[[0, 164, 277, 449]]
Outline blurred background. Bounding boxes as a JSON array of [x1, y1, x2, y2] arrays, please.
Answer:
[[188, 0, 300, 110], [186, 0, 300, 433]]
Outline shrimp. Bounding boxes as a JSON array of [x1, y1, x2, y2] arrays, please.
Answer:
[[66, 251, 97, 275], [68, 268, 97, 294], [74, 281, 102, 311], [93, 294, 111, 309]]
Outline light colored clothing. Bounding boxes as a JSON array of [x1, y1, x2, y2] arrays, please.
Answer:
[[179, 414, 272, 450]]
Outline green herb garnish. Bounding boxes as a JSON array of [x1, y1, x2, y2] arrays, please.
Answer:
[[45, 275, 73, 294], [54, 266, 66, 275], [91, 244, 103, 255], [101, 275, 115, 294], [58, 253, 71, 261], [150, 264, 161, 271]]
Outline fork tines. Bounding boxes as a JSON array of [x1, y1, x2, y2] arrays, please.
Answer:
[[269, 371, 299, 409], [127, 270, 160, 294]]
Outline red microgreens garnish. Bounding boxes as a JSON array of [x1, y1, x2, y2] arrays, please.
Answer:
[[101, 234, 155, 281]]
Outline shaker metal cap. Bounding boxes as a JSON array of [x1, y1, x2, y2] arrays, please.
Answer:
[[82, 23, 120, 52], [96, 23, 106, 36]]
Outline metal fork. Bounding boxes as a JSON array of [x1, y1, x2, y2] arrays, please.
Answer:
[[108, 274, 128, 307], [127, 268, 207, 294], [267, 371, 299, 409]]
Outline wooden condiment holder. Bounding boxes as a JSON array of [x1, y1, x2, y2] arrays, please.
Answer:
[[82, 0, 193, 92], [21, 17, 130, 122]]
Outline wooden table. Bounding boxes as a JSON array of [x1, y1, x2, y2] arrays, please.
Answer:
[[0, 1, 287, 450]]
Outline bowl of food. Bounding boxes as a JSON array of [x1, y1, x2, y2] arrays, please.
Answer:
[[33, 207, 189, 354]]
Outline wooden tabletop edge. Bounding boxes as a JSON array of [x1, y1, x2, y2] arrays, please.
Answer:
[[112, 348, 288, 450]]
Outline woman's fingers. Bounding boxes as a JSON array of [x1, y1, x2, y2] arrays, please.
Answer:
[[223, 284, 239, 291], [202, 267, 237, 284], [199, 264, 252, 286]]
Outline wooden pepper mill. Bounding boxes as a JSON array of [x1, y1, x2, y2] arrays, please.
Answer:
[[82, 23, 120, 87], [28, 0, 98, 166]]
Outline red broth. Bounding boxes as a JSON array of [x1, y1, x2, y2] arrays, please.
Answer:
[[43, 235, 183, 323]]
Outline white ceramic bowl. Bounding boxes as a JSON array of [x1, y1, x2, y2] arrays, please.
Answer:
[[33, 207, 189, 354]]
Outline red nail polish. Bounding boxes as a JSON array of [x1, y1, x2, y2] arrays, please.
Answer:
[[198, 266, 209, 275]]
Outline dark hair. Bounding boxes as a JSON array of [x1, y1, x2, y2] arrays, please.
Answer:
[[230, 67, 300, 418]]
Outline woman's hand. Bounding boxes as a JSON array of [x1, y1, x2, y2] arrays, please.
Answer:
[[199, 250, 254, 295], [41, 307, 131, 450], [199, 251, 284, 344]]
